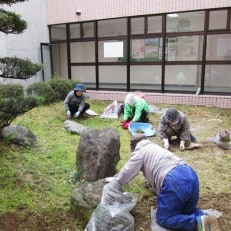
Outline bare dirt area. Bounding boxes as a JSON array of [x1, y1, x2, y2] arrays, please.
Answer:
[[0, 193, 229, 230]]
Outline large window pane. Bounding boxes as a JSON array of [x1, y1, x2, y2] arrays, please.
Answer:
[[51, 43, 68, 78], [165, 65, 201, 91], [206, 34, 231, 60], [98, 18, 127, 37], [70, 22, 94, 39], [70, 42, 95, 63], [98, 40, 127, 62], [148, 16, 162, 33], [71, 66, 96, 88], [166, 11, 205, 32], [131, 17, 145, 35], [204, 65, 231, 93], [130, 65, 161, 90], [209, 10, 227, 30], [166, 35, 203, 61], [50, 25, 66, 41], [130, 38, 163, 61], [98, 66, 126, 89], [70, 24, 80, 39]]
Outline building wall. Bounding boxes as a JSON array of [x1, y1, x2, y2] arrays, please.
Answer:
[[45, 0, 231, 25], [0, 0, 49, 88]]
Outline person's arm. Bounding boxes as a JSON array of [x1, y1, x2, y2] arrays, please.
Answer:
[[114, 152, 143, 185], [64, 91, 72, 111], [179, 116, 191, 141], [158, 117, 168, 139], [123, 103, 131, 121]]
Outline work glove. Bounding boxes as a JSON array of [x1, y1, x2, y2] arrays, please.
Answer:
[[74, 111, 80, 118], [122, 120, 132, 129], [163, 138, 169, 150], [180, 140, 185, 150], [122, 120, 128, 126], [66, 110, 71, 118]]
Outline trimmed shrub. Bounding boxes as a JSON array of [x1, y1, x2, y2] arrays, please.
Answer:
[[0, 83, 24, 98], [47, 78, 77, 101], [26, 82, 55, 105]]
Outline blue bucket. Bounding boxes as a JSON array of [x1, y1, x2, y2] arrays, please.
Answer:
[[129, 122, 155, 137]]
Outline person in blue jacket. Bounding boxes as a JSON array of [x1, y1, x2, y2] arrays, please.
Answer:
[[64, 83, 90, 118], [122, 93, 149, 129], [111, 134, 221, 231]]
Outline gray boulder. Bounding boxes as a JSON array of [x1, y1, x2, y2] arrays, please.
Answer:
[[63, 120, 87, 135], [70, 179, 106, 220], [0, 125, 36, 146], [76, 127, 120, 181]]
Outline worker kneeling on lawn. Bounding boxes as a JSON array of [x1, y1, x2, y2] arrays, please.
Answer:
[[122, 93, 149, 129], [110, 134, 221, 231]]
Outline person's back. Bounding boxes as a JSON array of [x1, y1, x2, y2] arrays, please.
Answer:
[[115, 139, 185, 194]]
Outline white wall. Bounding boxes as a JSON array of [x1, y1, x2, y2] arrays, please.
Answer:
[[0, 0, 49, 89]]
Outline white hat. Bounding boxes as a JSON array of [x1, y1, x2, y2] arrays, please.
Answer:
[[125, 93, 135, 106]]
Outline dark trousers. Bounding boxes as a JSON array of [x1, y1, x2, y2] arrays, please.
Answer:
[[69, 102, 90, 116]]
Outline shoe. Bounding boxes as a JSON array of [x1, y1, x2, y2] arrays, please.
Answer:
[[190, 133, 197, 143], [197, 215, 221, 231]]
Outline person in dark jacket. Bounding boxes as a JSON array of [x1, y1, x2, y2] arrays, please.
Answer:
[[158, 107, 196, 150], [64, 83, 90, 118], [110, 134, 220, 231]]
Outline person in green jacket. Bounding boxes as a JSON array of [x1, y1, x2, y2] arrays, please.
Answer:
[[122, 93, 149, 129]]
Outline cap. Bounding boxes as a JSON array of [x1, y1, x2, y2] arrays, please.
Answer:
[[130, 134, 147, 152], [164, 108, 180, 123], [125, 93, 135, 106], [74, 83, 84, 91]]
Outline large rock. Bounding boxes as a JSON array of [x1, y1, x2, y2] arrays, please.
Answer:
[[76, 127, 120, 181], [63, 120, 87, 135], [0, 125, 36, 146], [70, 179, 106, 221]]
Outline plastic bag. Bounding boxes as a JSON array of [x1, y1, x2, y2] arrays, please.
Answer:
[[100, 100, 120, 119], [84, 180, 137, 231]]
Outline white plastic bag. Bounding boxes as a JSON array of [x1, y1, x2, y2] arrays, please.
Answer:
[[85, 180, 137, 231], [100, 100, 120, 119]]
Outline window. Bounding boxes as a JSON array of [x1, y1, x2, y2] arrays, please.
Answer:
[[147, 16, 162, 33], [209, 10, 227, 30], [166, 11, 205, 32], [131, 17, 145, 34], [98, 18, 127, 37], [130, 38, 163, 61], [98, 40, 127, 62], [166, 35, 203, 61], [50, 24, 66, 41], [70, 42, 95, 63], [206, 34, 231, 60]]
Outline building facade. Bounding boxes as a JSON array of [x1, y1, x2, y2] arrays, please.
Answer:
[[46, 0, 231, 96]]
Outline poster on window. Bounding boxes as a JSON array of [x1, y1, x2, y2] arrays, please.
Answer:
[[144, 39, 159, 59], [131, 39, 145, 59], [104, 42, 123, 58], [167, 37, 177, 61]]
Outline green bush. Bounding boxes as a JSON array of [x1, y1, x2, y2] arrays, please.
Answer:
[[47, 77, 77, 101], [0, 83, 24, 98], [0, 57, 43, 79], [0, 83, 39, 128], [26, 82, 55, 105]]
